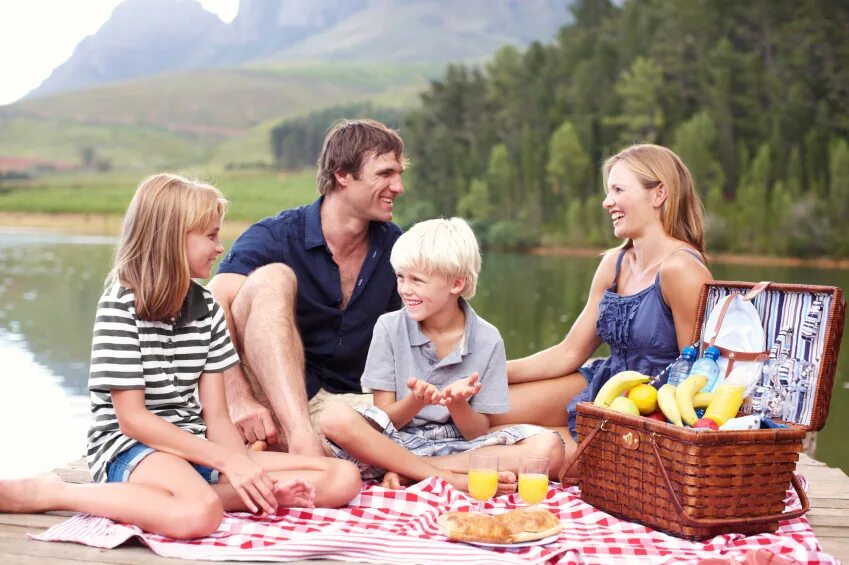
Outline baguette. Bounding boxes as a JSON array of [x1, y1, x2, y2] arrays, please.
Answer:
[[438, 508, 561, 544]]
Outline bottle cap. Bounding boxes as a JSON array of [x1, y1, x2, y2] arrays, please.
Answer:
[[681, 345, 697, 360], [704, 346, 720, 360]]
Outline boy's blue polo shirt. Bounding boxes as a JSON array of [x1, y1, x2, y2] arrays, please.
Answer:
[[216, 197, 402, 397]]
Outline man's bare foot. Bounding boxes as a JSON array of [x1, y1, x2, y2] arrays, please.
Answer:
[[0, 474, 64, 513], [380, 472, 412, 489], [273, 479, 315, 509]]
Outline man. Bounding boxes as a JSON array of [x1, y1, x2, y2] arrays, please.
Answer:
[[210, 119, 406, 456]]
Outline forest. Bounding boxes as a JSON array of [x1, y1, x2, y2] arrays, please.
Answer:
[[272, 0, 849, 257]]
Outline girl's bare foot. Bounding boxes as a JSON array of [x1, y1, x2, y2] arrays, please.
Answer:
[[0, 474, 64, 513], [380, 472, 412, 489], [273, 479, 315, 509]]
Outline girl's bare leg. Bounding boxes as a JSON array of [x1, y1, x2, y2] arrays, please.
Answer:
[[0, 453, 224, 539], [239, 451, 362, 508]]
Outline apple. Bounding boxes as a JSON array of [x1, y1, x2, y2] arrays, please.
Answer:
[[645, 411, 667, 423], [693, 417, 719, 430]]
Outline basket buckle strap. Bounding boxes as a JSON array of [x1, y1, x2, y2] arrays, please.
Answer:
[[649, 434, 810, 527], [743, 281, 771, 301], [557, 419, 607, 485]]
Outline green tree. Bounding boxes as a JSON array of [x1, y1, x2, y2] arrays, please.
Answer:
[[610, 56, 665, 145]]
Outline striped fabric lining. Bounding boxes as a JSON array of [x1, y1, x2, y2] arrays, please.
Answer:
[[86, 283, 240, 482], [700, 287, 833, 427]]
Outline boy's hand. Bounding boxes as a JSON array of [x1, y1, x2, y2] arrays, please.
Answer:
[[440, 372, 481, 405], [407, 377, 444, 405]]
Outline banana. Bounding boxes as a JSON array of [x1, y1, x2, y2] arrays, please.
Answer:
[[657, 384, 683, 426], [593, 371, 650, 407], [675, 374, 708, 426], [692, 392, 714, 409]]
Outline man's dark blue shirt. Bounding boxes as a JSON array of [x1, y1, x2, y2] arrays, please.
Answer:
[[217, 197, 402, 397]]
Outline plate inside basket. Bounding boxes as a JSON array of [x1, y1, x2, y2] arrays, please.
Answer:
[[458, 534, 559, 548]]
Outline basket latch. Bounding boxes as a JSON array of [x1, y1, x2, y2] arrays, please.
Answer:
[[621, 430, 640, 450]]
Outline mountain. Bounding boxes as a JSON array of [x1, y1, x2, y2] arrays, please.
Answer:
[[28, 0, 572, 99], [29, 0, 226, 99]]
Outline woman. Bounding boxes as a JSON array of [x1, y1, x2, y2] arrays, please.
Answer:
[[490, 144, 713, 451]]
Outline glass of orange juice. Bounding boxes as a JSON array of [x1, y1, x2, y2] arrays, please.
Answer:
[[468, 453, 498, 513], [518, 456, 550, 506]]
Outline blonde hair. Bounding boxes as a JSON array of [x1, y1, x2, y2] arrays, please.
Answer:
[[603, 144, 707, 259], [108, 173, 228, 321], [390, 217, 481, 299]]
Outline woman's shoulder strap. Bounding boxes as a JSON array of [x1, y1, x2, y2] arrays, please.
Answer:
[[611, 247, 628, 287]]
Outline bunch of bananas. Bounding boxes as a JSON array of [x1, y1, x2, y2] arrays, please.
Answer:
[[593, 371, 718, 427]]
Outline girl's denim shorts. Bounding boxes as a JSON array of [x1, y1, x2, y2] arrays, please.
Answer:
[[105, 442, 220, 484]]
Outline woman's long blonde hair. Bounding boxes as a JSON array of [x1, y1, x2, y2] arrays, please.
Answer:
[[603, 144, 707, 259], [108, 173, 228, 321]]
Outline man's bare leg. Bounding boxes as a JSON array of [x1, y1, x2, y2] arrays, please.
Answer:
[[230, 264, 323, 456]]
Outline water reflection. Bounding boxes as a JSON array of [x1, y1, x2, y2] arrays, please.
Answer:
[[0, 230, 847, 477]]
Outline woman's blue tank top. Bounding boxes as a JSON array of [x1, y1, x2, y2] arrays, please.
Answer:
[[566, 248, 704, 436]]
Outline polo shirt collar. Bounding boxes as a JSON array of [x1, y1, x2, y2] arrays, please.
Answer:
[[304, 197, 326, 250], [177, 282, 210, 326], [405, 298, 478, 355]]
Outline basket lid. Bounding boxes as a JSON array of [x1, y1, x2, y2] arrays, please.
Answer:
[[691, 281, 845, 431]]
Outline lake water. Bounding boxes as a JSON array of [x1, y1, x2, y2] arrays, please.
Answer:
[[1, 229, 847, 477]]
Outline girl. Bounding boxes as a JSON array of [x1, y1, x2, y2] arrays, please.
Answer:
[[490, 144, 713, 454], [0, 174, 361, 539]]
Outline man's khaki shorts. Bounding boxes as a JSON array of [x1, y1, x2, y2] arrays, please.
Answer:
[[308, 388, 374, 430]]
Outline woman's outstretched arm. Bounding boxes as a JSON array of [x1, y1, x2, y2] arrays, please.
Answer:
[[506, 250, 619, 384]]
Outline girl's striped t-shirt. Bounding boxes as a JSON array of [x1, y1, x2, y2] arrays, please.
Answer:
[[86, 282, 240, 482]]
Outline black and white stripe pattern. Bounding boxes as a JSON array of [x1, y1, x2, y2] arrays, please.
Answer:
[[86, 282, 239, 482]]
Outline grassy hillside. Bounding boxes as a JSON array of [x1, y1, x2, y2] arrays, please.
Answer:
[[2, 62, 432, 132], [0, 117, 216, 170], [0, 169, 319, 221], [0, 61, 431, 171]]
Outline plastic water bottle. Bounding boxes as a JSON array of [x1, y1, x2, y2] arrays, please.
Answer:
[[667, 346, 697, 387], [690, 346, 721, 392]]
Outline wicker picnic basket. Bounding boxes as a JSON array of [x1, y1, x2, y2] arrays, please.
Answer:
[[559, 281, 846, 540]]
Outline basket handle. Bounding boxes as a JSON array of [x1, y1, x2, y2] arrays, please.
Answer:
[[557, 419, 607, 485], [650, 434, 810, 527]]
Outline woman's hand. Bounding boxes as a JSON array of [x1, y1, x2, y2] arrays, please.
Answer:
[[407, 377, 444, 405], [220, 450, 278, 515], [440, 372, 481, 405]]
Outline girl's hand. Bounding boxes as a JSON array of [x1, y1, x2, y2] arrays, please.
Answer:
[[407, 377, 444, 405], [220, 451, 278, 514], [440, 372, 481, 405]]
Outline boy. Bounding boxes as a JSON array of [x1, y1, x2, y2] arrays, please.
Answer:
[[320, 218, 563, 492]]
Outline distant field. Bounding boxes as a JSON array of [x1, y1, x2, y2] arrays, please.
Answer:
[[0, 169, 318, 222], [0, 116, 216, 170]]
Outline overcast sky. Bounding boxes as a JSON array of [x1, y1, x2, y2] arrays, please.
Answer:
[[0, 0, 239, 106]]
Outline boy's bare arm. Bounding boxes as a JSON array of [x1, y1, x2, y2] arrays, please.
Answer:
[[442, 374, 489, 439], [373, 386, 430, 429], [446, 400, 490, 439]]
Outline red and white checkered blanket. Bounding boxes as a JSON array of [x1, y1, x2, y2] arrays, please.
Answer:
[[31, 476, 836, 564]]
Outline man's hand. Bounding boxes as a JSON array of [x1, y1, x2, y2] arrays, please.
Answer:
[[228, 396, 279, 446], [407, 377, 444, 405], [440, 372, 481, 405]]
